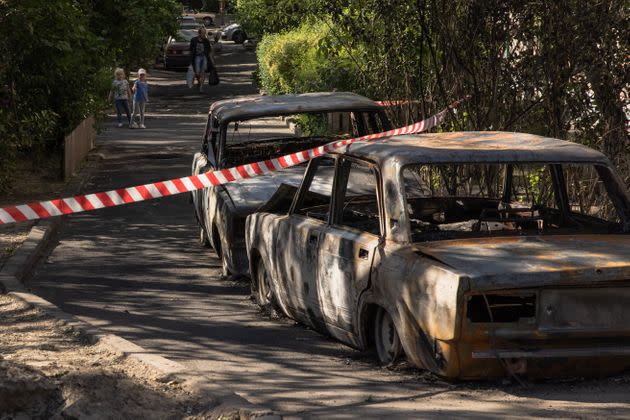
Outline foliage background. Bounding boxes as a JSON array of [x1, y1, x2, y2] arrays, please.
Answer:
[[0, 0, 180, 192], [249, 0, 629, 191], [256, 20, 360, 95]]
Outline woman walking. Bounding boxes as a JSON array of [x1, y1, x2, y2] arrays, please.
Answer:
[[189, 27, 212, 92]]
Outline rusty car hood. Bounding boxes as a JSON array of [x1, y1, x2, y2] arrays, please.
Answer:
[[414, 235, 630, 290]]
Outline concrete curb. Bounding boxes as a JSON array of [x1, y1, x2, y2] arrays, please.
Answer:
[[0, 218, 62, 293], [6, 291, 278, 419], [0, 151, 280, 419], [0, 151, 92, 292]]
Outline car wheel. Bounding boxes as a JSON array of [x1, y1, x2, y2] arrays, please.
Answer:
[[374, 307, 402, 366], [232, 30, 245, 44], [212, 224, 231, 277], [203, 16, 213, 26], [253, 258, 276, 310], [198, 225, 210, 247]]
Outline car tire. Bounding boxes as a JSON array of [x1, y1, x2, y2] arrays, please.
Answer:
[[212, 224, 231, 277], [232, 30, 245, 44], [198, 225, 210, 247], [374, 307, 402, 366], [203, 16, 213, 26], [253, 258, 277, 311]]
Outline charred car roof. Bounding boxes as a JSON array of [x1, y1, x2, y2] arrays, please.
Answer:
[[208, 92, 383, 122], [343, 131, 610, 166]]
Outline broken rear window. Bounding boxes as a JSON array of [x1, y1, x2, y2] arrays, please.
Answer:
[[220, 111, 381, 168], [402, 162, 623, 242]]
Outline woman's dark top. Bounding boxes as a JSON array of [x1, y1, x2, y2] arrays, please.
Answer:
[[189, 36, 212, 63]]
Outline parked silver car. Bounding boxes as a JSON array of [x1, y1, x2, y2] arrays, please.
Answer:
[[191, 92, 391, 276], [245, 131, 630, 379], [221, 23, 247, 43]]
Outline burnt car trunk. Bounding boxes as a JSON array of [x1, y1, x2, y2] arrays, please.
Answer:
[[413, 235, 630, 378]]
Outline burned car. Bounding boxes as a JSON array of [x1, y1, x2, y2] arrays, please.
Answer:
[[191, 92, 391, 276], [245, 131, 630, 379]]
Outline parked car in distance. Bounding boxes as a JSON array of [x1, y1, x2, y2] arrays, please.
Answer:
[[181, 10, 215, 27], [245, 131, 630, 380], [200, 15, 214, 27], [163, 29, 219, 70], [221, 23, 247, 44], [179, 15, 201, 30], [191, 92, 391, 277], [163, 30, 196, 70]]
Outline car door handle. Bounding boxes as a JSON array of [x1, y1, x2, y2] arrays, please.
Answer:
[[358, 248, 369, 260], [308, 234, 319, 245]]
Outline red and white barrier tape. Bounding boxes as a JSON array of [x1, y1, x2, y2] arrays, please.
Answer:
[[0, 99, 466, 226], [375, 100, 417, 106]]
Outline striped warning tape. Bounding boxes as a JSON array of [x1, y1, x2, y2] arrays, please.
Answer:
[[0, 98, 467, 226], [375, 100, 417, 106]]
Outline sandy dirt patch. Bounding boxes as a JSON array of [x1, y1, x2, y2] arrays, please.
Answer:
[[0, 294, 218, 419]]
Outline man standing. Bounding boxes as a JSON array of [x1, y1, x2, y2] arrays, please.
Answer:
[[189, 27, 212, 92]]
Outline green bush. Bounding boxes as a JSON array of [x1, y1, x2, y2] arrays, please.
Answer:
[[291, 114, 328, 137], [257, 19, 361, 95], [0, 0, 107, 182], [0, 0, 180, 192]]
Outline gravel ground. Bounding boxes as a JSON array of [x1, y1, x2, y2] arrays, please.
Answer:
[[0, 294, 218, 419], [0, 225, 32, 271]]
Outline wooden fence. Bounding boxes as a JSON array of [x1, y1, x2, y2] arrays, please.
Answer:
[[64, 116, 96, 180]]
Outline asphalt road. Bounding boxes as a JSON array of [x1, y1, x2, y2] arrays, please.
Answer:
[[27, 42, 630, 418]]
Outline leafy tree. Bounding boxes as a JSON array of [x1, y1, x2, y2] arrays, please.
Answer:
[[84, 0, 181, 70], [326, 0, 628, 187], [235, 0, 324, 35], [0, 0, 181, 192], [255, 0, 628, 198], [0, 0, 108, 183]]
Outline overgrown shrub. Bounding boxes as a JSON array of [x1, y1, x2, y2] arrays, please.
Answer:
[[257, 19, 360, 95]]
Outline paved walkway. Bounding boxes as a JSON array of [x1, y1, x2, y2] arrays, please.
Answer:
[[26, 43, 630, 418]]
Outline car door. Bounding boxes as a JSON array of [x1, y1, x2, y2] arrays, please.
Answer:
[[317, 158, 384, 344], [275, 156, 336, 329], [191, 117, 218, 231]]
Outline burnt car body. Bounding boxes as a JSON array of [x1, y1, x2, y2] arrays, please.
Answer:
[[245, 131, 630, 379], [191, 92, 391, 276]]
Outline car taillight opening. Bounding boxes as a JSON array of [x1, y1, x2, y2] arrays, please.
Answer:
[[467, 293, 536, 323]]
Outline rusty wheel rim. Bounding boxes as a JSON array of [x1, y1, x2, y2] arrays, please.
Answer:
[[256, 260, 272, 306], [198, 225, 209, 247], [375, 307, 402, 366]]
